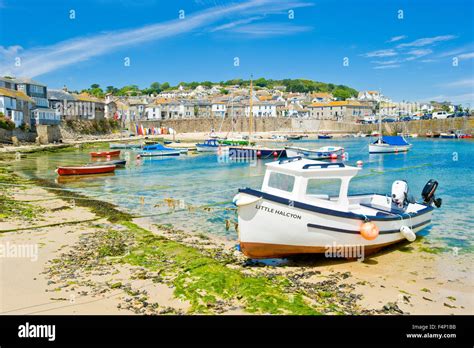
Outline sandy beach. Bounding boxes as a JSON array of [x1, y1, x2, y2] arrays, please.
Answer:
[[1, 175, 472, 315]]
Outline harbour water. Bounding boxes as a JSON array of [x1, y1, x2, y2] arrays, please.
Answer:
[[10, 138, 474, 254]]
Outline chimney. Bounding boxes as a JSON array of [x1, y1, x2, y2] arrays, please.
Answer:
[[62, 85, 68, 92]]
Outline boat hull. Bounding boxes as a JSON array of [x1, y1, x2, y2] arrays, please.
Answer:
[[235, 190, 432, 259], [138, 151, 180, 157], [318, 135, 332, 139], [109, 144, 141, 149], [228, 147, 287, 159], [56, 165, 116, 176], [369, 144, 411, 153], [87, 160, 126, 167], [90, 150, 121, 157], [285, 146, 344, 159]]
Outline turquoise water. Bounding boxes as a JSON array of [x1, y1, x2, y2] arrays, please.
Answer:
[[9, 138, 474, 252]]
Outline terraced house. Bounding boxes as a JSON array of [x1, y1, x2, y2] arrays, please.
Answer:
[[307, 100, 373, 122], [0, 86, 34, 128], [15, 77, 59, 126]]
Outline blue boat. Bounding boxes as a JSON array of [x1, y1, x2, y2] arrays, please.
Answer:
[[139, 143, 181, 157], [142, 143, 187, 153], [196, 139, 228, 152], [318, 134, 333, 139], [369, 136, 412, 154]]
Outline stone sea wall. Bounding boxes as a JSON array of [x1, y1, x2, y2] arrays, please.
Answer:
[[135, 117, 474, 135]]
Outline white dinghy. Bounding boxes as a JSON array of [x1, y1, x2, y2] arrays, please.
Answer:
[[233, 157, 441, 259]]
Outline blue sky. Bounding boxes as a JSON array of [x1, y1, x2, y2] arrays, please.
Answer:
[[0, 0, 473, 105]]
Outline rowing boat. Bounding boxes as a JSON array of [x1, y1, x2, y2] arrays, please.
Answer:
[[56, 165, 116, 176], [90, 150, 121, 157]]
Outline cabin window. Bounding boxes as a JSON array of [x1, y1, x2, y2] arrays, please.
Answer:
[[268, 172, 295, 192], [306, 178, 341, 198]]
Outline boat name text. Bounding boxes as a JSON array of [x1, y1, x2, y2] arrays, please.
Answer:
[[256, 204, 302, 220]]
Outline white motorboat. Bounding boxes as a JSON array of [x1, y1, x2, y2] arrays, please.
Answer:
[[285, 146, 344, 159], [233, 157, 441, 259], [369, 136, 412, 154]]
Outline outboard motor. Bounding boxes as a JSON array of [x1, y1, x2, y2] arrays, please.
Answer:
[[392, 180, 408, 209], [422, 179, 442, 208]]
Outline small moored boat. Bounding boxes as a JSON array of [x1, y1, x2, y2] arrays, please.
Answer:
[[233, 157, 442, 259], [285, 146, 344, 159], [142, 143, 186, 154], [109, 143, 141, 149], [196, 139, 228, 152], [90, 150, 121, 157], [56, 165, 116, 176], [228, 146, 286, 159], [86, 159, 126, 167], [138, 144, 181, 157], [317, 133, 333, 139], [369, 136, 411, 154], [286, 135, 304, 140]]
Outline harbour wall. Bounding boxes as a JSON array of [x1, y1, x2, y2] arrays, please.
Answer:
[[133, 117, 473, 135]]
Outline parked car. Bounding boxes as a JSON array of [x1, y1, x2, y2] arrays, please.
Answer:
[[382, 118, 397, 123], [432, 111, 451, 119], [400, 116, 412, 122], [421, 114, 432, 120], [454, 112, 467, 117], [411, 116, 421, 120]]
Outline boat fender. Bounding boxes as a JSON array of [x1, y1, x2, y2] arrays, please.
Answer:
[[400, 225, 416, 242], [360, 221, 379, 240], [232, 194, 262, 207]]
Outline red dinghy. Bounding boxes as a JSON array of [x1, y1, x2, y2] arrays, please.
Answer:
[[90, 150, 121, 157], [56, 165, 116, 176]]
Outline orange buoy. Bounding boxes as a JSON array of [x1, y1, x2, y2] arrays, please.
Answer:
[[136, 154, 141, 159], [273, 151, 278, 157], [360, 221, 379, 240], [256, 151, 261, 157], [330, 153, 338, 159]]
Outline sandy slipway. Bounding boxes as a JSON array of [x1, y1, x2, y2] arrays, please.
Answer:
[[0, 165, 471, 315]]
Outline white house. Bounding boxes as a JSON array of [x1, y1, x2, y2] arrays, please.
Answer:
[[145, 104, 162, 120], [246, 102, 277, 117], [212, 102, 227, 117]]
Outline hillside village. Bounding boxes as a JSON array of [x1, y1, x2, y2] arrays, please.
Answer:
[[0, 76, 464, 132]]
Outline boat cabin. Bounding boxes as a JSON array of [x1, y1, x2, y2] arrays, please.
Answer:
[[261, 157, 360, 211], [204, 139, 220, 146], [373, 135, 409, 146]]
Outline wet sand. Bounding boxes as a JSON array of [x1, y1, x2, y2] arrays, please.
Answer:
[[1, 185, 472, 315]]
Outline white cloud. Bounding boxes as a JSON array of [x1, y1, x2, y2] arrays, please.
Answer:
[[427, 93, 474, 105], [363, 49, 397, 58], [405, 48, 432, 61], [459, 52, 474, 60], [397, 35, 457, 48], [443, 78, 474, 88], [387, 35, 406, 43], [230, 23, 312, 37], [210, 16, 263, 32], [0, 0, 311, 78], [373, 64, 400, 69], [371, 59, 399, 65]]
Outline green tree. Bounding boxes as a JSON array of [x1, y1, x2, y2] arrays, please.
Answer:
[[149, 82, 161, 94], [161, 82, 170, 90], [333, 88, 352, 100]]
